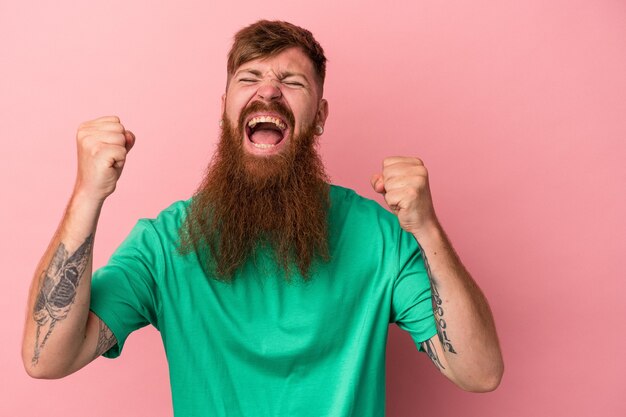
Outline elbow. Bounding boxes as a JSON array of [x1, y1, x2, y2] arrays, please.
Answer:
[[461, 362, 504, 393], [24, 365, 54, 380], [464, 373, 502, 393], [24, 363, 69, 380], [22, 351, 69, 380]]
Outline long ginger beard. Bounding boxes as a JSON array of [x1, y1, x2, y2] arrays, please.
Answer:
[[179, 101, 330, 281]]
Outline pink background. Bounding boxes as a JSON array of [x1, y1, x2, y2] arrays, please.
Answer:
[[2, 1, 625, 416]]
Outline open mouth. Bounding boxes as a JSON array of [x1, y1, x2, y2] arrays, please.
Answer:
[[245, 115, 289, 150]]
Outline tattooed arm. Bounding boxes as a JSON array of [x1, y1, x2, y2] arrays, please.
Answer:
[[415, 228, 503, 392], [22, 116, 134, 378], [372, 156, 503, 392], [22, 195, 118, 378]]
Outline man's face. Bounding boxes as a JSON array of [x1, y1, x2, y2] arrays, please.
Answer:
[[222, 47, 328, 159], [180, 48, 331, 280]]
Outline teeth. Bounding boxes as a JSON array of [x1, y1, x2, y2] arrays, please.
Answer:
[[251, 142, 276, 149], [247, 116, 286, 130]]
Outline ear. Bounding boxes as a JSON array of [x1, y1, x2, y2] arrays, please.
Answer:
[[221, 94, 226, 115], [316, 99, 329, 127]]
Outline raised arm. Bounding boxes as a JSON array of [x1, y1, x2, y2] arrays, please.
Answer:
[[22, 116, 134, 378], [372, 156, 504, 392]]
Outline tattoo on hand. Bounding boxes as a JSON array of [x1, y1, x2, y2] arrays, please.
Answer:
[[419, 243, 457, 355], [32, 235, 93, 365]]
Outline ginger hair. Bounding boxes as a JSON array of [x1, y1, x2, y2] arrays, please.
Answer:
[[226, 20, 327, 91]]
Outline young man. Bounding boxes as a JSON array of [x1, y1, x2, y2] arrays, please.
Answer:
[[23, 20, 503, 417]]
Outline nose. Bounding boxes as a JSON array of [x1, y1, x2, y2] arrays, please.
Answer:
[[256, 80, 282, 101]]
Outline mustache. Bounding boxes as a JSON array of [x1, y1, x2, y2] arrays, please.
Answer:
[[237, 100, 295, 130]]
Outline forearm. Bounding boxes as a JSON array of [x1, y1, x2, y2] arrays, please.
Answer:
[[22, 192, 103, 378], [415, 221, 503, 391], [371, 156, 503, 390]]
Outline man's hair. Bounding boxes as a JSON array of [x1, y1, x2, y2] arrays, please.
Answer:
[[227, 20, 327, 90]]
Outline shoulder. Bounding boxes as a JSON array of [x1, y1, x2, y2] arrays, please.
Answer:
[[330, 184, 380, 211], [329, 184, 398, 225], [327, 185, 421, 282], [120, 199, 191, 250], [328, 184, 407, 249], [138, 199, 191, 231]]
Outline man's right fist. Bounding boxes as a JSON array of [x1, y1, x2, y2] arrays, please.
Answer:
[[74, 116, 135, 202]]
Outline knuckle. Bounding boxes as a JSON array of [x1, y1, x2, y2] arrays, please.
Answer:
[[90, 142, 103, 156], [414, 176, 427, 188], [77, 132, 94, 147], [383, 156, 399, 166], [413, 166, 428, 178], [113, 132, 126, 144], [406, 187, 419, 199], [77, 125, 90, 138]]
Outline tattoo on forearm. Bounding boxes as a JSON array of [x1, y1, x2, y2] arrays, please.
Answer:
[[421, 339, 445, 370], [430, 282, 457, 354], [419, 243, 457, 355], [93, 319, 116, 360], [32, 235, 94, 365]]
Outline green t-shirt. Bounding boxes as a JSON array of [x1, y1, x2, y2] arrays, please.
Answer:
[[90, 185, 437, 417]]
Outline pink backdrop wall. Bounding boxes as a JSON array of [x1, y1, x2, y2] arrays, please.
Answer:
[[2, 1, 625, 416]]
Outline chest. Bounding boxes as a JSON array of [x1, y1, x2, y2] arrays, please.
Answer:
[[158, 255, 391, 367]]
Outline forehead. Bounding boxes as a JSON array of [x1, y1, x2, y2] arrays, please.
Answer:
[[234, 47, 317, 79]]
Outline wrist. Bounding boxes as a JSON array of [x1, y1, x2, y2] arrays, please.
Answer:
[[71, 179, 109, 208], [409, 217, 445, 247], [69, 189, 106, 213], [59, 189, 105, 246]]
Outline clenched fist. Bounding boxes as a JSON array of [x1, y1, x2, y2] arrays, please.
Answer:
[[371, 156, 438, 237], [74, 116, 135, 203]]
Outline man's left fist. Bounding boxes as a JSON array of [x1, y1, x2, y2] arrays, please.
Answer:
[[371, 156, 438, 236]]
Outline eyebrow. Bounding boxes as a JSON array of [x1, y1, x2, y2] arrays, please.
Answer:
[[235, 69, 263, 77], [234, 68, 309, 82], [277, 71, 308, 81]]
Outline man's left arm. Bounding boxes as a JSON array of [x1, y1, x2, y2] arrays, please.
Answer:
[[372, 156, 504, 392]]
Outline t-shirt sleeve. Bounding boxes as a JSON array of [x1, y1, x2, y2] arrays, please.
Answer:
[[389, 230, 438, 350], [90, 219, 162, 358]]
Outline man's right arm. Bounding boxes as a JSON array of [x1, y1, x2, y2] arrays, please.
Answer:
[[21, 116, 135, 378]]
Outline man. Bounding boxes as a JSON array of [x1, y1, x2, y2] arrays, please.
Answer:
[[22, 20, 503, 416]]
